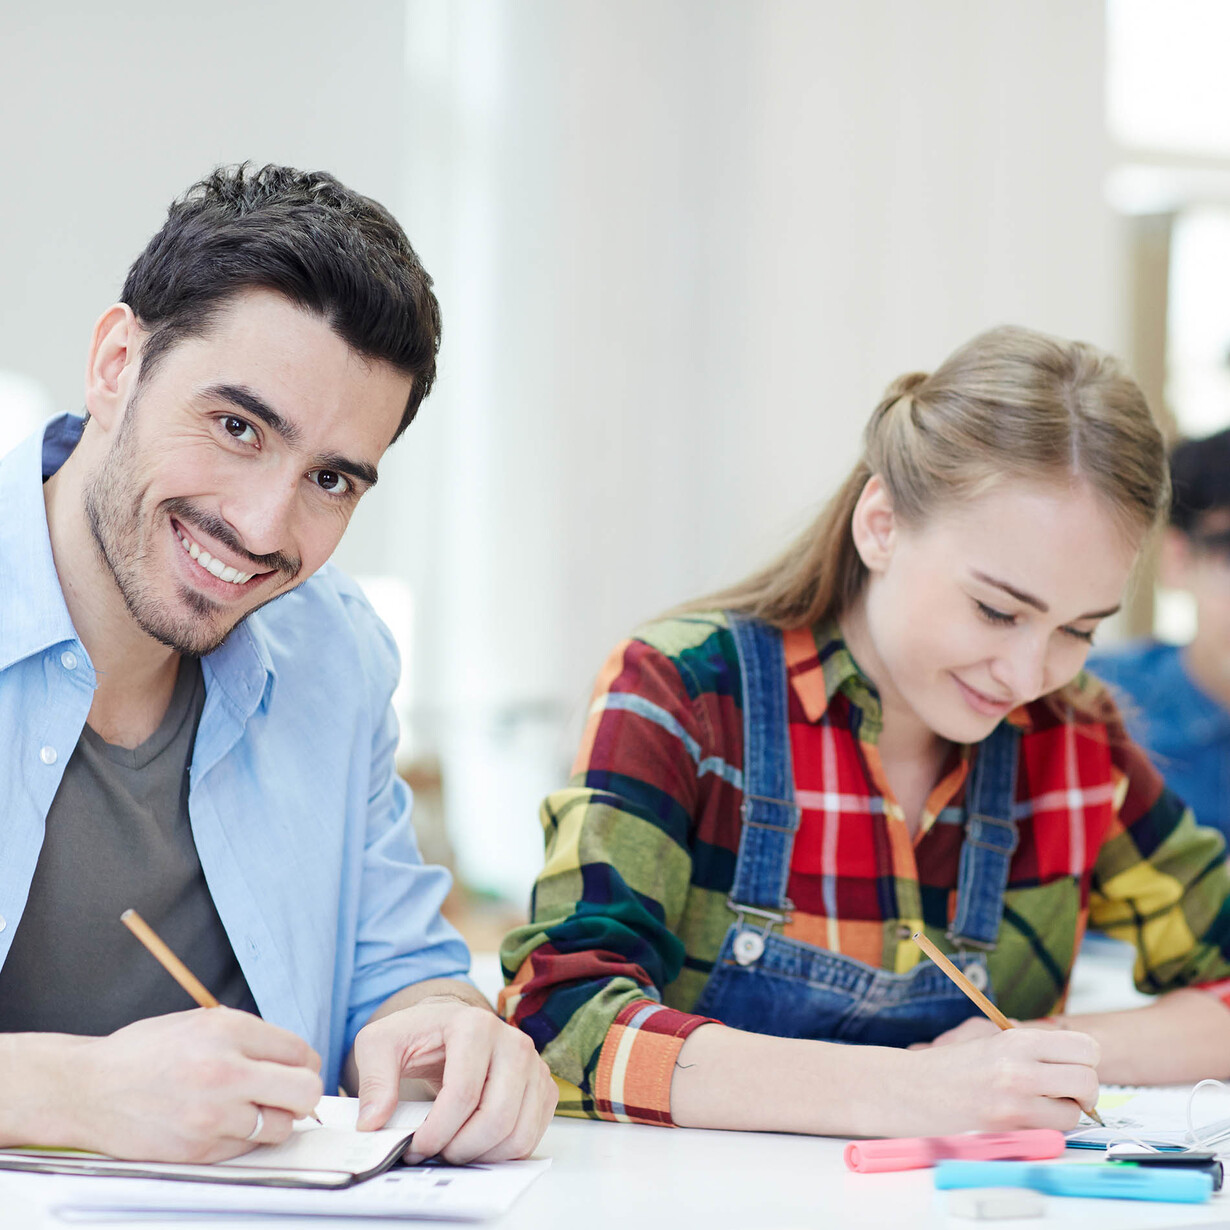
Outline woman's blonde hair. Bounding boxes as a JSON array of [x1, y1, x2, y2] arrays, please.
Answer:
[[691, 325, 1170, 629]]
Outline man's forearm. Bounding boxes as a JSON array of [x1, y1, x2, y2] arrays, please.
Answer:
[[1054, 988, 1230, 1085], [0, 1032, 91, 1148], [343, 978, 492, 1093]]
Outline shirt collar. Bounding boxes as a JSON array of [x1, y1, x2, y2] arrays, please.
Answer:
[[0, 414, 276, 714], [0, 415, 83, 672], [783, 618, 884, 726], [784, 617, 1033, 736]]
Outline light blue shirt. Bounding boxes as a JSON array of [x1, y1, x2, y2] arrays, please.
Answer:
[[0, 415, 470, 1091]]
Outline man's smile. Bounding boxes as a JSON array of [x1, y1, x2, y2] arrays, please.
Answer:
[[170, 517, 274, 593]]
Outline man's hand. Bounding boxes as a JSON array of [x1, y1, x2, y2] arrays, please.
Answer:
[[70, 1008, 323, 1162], [352, 994, 557, 1164]]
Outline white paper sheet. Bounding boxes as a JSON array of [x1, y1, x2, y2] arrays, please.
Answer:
[[0, 1157, 551, 1223], [1067, 1083, 1230, 1151]]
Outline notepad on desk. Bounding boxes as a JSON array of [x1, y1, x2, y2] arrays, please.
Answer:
[[1066, 1084, 1230, 1152], [0, 1095, 429, 1189]]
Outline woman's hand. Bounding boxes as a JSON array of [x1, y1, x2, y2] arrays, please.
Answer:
[[910, 1015, 1070, 1049], [899, 1025, 1100, 1134]]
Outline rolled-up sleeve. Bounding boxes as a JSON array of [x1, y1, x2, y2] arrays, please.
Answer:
[[499, 637, 715, 1125], [1089, 724, 1230, 1002]]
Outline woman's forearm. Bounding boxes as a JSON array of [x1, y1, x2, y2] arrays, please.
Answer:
[[670, 1022, 909, 1137], [670, 1020, 1100, 1138], [1055, 989, 1230, 1086]]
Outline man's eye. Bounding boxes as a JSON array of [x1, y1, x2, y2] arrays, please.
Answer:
[[222, 416, 257, 444], [309, 468, 351, 496]]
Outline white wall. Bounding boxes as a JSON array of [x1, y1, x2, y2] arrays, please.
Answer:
[[0, 1, 1116, 899], [0, 0, 406, 427], [391, 1, 1116, 894]]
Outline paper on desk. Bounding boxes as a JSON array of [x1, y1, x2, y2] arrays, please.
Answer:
[[1067, 1084, 1230, 1151], [0, 1157, 551, 1223]]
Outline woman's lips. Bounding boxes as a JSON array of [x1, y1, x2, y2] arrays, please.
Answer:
[[951, 673, 1015, 717]]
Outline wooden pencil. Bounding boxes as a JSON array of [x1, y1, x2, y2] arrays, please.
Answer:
[[912, 930, 1105, 1128], [121, 908, 219, 1008]]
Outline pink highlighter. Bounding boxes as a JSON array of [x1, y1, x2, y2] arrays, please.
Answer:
[[844, 1129, 1066, 1173]]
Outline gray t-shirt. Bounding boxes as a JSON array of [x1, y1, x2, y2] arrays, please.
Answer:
[[0, 658, 257, 1034]]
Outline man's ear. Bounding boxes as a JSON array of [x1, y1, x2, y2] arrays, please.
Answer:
[[1158, 526, 1194, 591], [850, 474, 897, 574], [83, 304, 142, 431]]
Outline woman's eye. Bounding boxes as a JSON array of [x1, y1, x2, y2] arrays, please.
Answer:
[[1063, 626, 1096, 645], [221, 416, 257, 445], [308, 468, 351, 496], [975, 600, 1015, 627]]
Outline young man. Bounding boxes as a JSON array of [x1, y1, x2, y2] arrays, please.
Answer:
[[0, 165, 555, 1164], [1090, 427, 1230, 840]]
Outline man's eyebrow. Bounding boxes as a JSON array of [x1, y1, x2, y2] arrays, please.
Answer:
[[970, 570, 1120, 621], [204, 383, 304, 447], [203, 383, 378, 489], [319, 451, 379, 490]]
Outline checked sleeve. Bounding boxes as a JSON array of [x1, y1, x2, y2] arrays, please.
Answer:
[[1088, 712, 1230, 1004], [498, 634, 719, 1125]]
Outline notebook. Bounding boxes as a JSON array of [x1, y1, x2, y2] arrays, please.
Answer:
[[1066, 1084, 1230, 1152], [0, 1095, 430, 1189]]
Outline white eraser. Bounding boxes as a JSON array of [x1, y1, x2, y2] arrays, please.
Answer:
[[947, 1187, 1045, 1220]]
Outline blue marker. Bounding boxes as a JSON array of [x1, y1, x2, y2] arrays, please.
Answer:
[[934, 1160, 1214, 1203]]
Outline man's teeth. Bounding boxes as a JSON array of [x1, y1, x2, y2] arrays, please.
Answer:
[[176, 529, 254, 585]]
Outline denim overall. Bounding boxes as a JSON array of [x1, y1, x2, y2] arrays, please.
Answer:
[[692, 613, 1021, 1047]]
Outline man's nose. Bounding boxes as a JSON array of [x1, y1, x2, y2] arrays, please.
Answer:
[[219, 475, 298, 561]]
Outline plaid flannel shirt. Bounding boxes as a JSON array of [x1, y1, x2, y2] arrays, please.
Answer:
[[499, 613, 1230, 1125]]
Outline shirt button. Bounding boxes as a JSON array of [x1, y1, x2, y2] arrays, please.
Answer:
[[39, 746, 57, 765], [60, 650, 78, 671], [966, 963, 989, 991], [0, 916, 7, 932], [897, 924, 914, 940]]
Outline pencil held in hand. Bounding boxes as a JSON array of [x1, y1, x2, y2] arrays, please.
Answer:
[[120, 908, 219, 1007], [120, 908, 323, 1125], [911, 931, 1104, 1128]]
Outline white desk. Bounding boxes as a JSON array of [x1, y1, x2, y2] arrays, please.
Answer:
[[7, 1119, 1230, 1230], [4, 942, 1205, 1228]]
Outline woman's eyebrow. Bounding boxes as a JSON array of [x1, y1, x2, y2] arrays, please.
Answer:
[[970, 570, 1120, 621], [971, 570, 1048, 612]]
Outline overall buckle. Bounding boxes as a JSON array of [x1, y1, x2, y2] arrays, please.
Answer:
[[727, 899, 793, 966]]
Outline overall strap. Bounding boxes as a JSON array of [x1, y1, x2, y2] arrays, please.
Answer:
[[726, 613, 801, 914], [947, 719, 1022, 950]]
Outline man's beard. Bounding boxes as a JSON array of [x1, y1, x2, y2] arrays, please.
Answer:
[[82, 408, 298, 658]]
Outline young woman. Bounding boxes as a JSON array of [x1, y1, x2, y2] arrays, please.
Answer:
[[499, 326, 1230, 1138]]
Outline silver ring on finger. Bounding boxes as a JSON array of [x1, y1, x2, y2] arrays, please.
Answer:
[[244, 1107, 265, 1143]]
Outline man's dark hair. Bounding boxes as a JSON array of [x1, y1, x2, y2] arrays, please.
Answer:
[[1170, 426, 1230, 534], [121, 163, 441, 441]]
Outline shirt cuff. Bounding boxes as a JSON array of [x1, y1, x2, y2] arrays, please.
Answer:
[[592, 999, 714, 1126], [1193, 976, 1230, 1010]]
